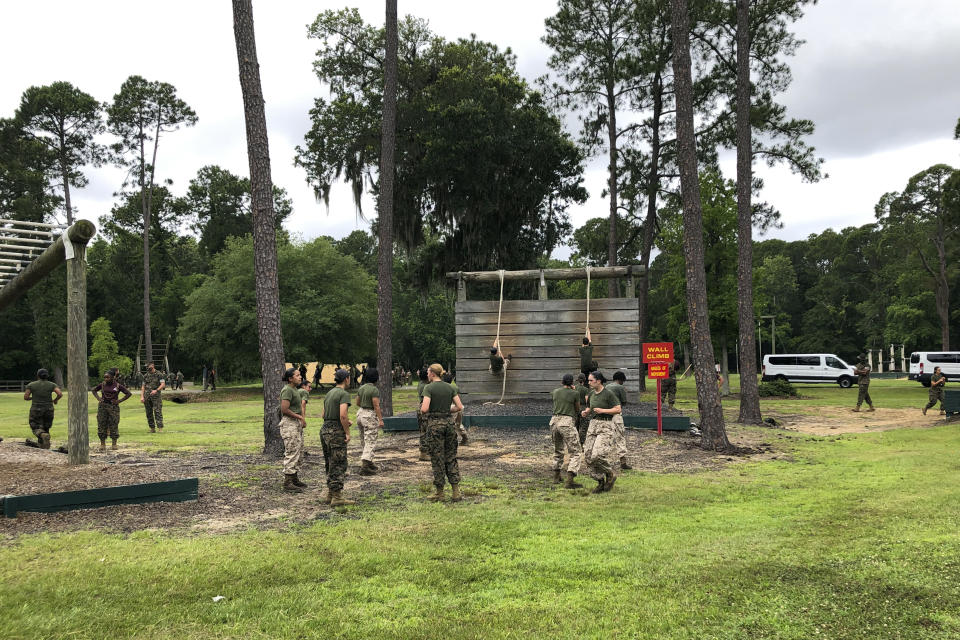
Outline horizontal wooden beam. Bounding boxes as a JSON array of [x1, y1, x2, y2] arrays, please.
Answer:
[[457, 345, 640, 359], [456, 334, 633, 348], [456, 368, 640, 382], [456, 309, 638, 326], [446, 265, 646, 282], [2, 478, 199, 517], [383, 415, 689, 431], [458, 380, 640, 394], [456, 298, 639, 313], [457, 322, 638, 336], [0, 220, 95, 313], [0, 218, 65, 229]]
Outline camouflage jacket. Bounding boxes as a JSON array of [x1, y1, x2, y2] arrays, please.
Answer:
[[142, 370, 166, 392]]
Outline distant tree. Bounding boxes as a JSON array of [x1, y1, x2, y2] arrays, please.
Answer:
[[876, 164, 960, 350], [571, 216, 645, 266], [107, 75, 197, 367], [178, 165, 292, 260], [89, 317, 133, 377], [297, 10, 585, 279], [670, 0, 729, 450], [334, 229, 377, 275], [14, 81, 107, 225], [543, 0, 643, 296], [233, 0, 289, 456], [0, 118, 60, 222]]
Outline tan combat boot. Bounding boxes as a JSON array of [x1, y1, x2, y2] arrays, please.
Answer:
[[291, 473, 307, 488], [460, 433, 469, 446], [428, 486, 445, 502], [553, 469, 563, 483], [39, 433, 50, 449], [591, 478, 606, 494], [451, 484, 463, 502], [418, 451, 431, 462], [111, 439, 118, 450], [329, 490, 356, 506], [282, 474, 303, 493], [603, 473, 617, 492], [359, 459, 377, 476], [321, 489, 332, 505], [620, 457, 633, 470], [564, 472, 583, 489], [98, 440, 107, 452]]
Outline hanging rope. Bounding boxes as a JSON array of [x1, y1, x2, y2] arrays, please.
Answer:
[[485, 269, 508, 406], [584, 265, 592, 336]]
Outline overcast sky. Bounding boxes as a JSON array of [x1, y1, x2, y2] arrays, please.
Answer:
[[2, 1, 959, 256]]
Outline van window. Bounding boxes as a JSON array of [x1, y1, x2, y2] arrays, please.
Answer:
[[769, 356, 797, 366], [798, 356, 820, 366], [910, 353, 920, 364], [927, 354, 958, 363], [826, 357, 846, 369]]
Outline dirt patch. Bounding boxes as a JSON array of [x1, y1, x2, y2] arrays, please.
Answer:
[[0, 424, 775, 539], [764, 406, 953, 436]]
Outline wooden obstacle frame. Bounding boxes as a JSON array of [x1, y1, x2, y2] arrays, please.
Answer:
[[383, 415, 690, 431], [2, 478, 199, 518], [447, 266, 645, 398]]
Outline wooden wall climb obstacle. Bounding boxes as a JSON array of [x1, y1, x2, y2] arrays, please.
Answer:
[[448, 267, 645, 398]]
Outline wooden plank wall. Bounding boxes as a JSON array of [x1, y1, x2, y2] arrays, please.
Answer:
[[455, 298, 640, 395]]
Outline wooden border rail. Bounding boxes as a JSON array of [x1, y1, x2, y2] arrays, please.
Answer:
[[2, 478, 199, 518], [383, 415, 690, 431]]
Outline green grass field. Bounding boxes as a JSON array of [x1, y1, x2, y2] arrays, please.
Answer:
[[1, 378, 958, 638]]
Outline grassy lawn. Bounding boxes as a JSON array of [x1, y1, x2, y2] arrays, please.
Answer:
[[1, 380, 959, 638]]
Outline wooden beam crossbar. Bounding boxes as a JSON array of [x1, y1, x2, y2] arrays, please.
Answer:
[[446, 265, 646, 283]]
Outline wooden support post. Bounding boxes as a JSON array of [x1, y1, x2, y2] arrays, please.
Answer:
[[624, 269, 635, 298], [538, 270, 548, 300], [457, 272, 467, 302], [66, 229, 90, 465]]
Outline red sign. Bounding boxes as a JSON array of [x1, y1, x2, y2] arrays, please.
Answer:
[[648, 363, 669, 379], [642, 342, 674, 363]]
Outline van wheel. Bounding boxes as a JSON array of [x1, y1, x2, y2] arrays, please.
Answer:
[[921, 380, 931, 388], [776, 375, 788, 382], [838, 377, 853, 389]]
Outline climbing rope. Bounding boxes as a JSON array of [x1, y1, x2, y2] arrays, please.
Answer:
[[485, 269, 508, 406], [584, 265, 591, 336]]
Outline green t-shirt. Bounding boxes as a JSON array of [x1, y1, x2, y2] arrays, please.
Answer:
[[551, 386, 579, 418], [423, 381, 456, 415], [323, 387, 351, 421], [576, 384, 591, 408], [588, 386, 620, 415], [417, 380, 427, 400], [356, 383, 379, 410], [280, 384, 302, 416], [27, 380, 58, 408], [606, 382, 628, 406], [490, 354, 505, 373], [578, 344, 593, 370], [299, 388, 310, 409]]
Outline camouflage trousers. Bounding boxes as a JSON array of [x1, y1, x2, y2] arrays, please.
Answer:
[[321, 420, 348, 491], [583, 419, 617, 482], [144, 394, 164, 430], [856, 384, 873, 408], [357, 408, 379, 462], [661, 378, 677, 406], [426, 415, 461, 488], [279, 415, 304, 475], [550, 415, 583, 474], [28, 406, 54, 437], [925, 387, 945, 411], [451, 407, 467, 439], [576, 415, 589, 444], [97, 402, 120, 440], [612, 414, 627, 460], [417, 410, 428, 456]]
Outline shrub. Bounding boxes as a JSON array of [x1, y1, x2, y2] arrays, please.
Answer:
[[758, 379, 797, 397]]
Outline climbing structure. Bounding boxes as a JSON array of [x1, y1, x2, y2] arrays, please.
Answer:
[[448, 266, 645, 398]]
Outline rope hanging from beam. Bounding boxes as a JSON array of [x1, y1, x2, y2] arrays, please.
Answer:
[[585, 265, 591, 336], [484, 269, 509, 406]]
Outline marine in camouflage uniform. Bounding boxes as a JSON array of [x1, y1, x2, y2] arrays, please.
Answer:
[[581, 374, 621, 493], [660, 359, 679, 407], [422, 366, 463, 501], [92, 371, 132, 450], [321, 370, 355, 506], [923, 368, 946, 415], [355, 370, 384, 475], [24, 370, 61, 449], [416, 369, 430, 461], [141, 364, 166, 431], [852, 356, 874, 412], [550, 375, 583, 489], [443, 374, 468, 445], [575, 374, 591, 444]]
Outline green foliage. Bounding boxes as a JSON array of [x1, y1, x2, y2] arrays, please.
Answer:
[[297, 10, 585, 278], [177, 165, 292, 260], [177, 236, 376, 379], [570, 216, 645, 266], [0, 118, 60, 222], [89, 317, 133, 377], [757, 378, 797, 397]]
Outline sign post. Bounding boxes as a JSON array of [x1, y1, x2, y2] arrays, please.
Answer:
[[643, 343, 675, 436]]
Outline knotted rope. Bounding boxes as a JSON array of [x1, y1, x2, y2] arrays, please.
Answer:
[[485, 269, 509, 406]]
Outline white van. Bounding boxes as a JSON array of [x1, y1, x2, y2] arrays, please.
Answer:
[[908, 352, 960, 386], [761, 354, 857, 388]]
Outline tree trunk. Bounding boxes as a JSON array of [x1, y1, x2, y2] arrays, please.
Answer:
[[936, 243, 950, 350], [637, 74, 664, 392], [141, 148, 152, 368], [59, 139, 74, 226], [232, 0, 286, 456], [720, 334, 730, 396], [66, 236, 89, 464], [670, 0, 730, 452], [53, 366, 65, 390], [735, 0, 761, 424], [606, 81, 619, 299], [376, 0, 398, 417]]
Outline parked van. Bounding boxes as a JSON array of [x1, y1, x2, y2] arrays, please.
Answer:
[[761, 354, 857, 388], [908, 352, 960, 386]]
